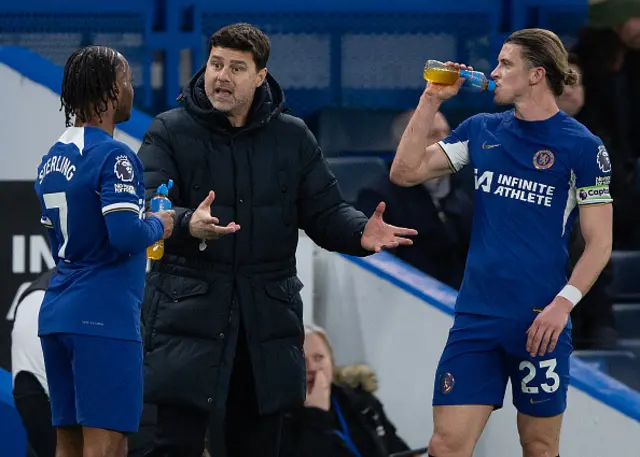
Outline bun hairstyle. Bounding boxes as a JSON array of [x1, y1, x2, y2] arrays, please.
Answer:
[[563, 67, 579, 86]]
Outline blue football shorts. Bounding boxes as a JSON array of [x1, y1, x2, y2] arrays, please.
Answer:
[[40, 333, 144, 433], [432, 312, 572, 417]]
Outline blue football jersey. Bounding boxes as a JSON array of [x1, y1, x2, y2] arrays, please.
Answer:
[[438, 110, 612, 321], [34, 126, 161, 341]]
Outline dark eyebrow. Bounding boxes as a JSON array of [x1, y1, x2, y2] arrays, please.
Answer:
[[209, 56, 248, 67]]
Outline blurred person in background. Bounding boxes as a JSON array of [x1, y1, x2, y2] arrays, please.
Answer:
[[280, 324, 420, 457], [572, 0, 640, 249], [12, 268, 57, 457], [138, 22, 417, 457], [356, 110, 472, 289], [557, 54, 618, 349]]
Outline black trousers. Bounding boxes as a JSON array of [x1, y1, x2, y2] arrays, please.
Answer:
[[144, 323, 283, 457], [13, 371, 56, 457]]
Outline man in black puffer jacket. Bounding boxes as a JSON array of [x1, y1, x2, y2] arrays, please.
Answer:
[[138, 23, 417, 457]]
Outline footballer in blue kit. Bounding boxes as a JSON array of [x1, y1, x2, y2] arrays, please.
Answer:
[[391, 29, 612, 457], [34, 46, 173, 456]]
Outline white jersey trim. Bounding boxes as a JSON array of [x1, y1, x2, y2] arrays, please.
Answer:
[[102, 202, 140, 214], [562, 170, 578, 236], [437, 140, 469, 172], [57, 127, 85, 155]]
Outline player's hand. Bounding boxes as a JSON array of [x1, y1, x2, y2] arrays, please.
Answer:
[[304, 370, 330, 411], [526, 297, 572, 357], [189, 191, 241, 240], [148, 210, 175, 240], [361, 202, 418, 252], [424, 61, 472, 102]]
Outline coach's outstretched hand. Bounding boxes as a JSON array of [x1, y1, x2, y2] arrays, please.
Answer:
[[526, 297, 572, 357], [189, 191, 241, 240], [360, 202, 418, 253]]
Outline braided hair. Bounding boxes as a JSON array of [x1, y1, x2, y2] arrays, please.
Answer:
[[60, 45, 123, 127]]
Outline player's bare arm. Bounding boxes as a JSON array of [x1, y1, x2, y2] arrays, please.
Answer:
[[567, 203, 613, 294], [390, 62, 469, 186], [527, 203, 613, 357]]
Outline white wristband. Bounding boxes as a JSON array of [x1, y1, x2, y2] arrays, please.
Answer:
[[557, 285, 583, 308]]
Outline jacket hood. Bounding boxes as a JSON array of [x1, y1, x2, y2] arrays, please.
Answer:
[[180, 65, 285, 131]]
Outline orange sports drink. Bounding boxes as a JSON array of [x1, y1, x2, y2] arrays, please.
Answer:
[[147, 180, 174, 260], [423, 60, 496, 92]]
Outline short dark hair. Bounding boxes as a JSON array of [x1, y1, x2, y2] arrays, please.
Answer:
[[208, 23, 270, 70], [60, 45, 123, 127], [505, 28, 578, 97]]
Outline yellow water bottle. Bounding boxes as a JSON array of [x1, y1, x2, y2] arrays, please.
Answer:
[[423, 60, 496, 92], [147, 180, 173, 260]]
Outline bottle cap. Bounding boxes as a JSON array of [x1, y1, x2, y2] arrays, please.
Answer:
[[156, 179, 174, 196], [487, 80, 496, 92]]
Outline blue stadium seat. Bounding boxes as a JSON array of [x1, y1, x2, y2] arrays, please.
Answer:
[[313, 108, 403, 157], [613, 303, 640, 340], [611, 251, 640, 302], [326, 156, 389, 205], [573, 349, 640, 391], [510, 0, 587, 35], [198, 4, 502, 115], [3, 1, 590, 115]]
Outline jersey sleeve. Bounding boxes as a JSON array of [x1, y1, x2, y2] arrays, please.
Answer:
[[437, 117, 473, 172], [100, 146, 142, 217], [99, 145, 165, 255], [574, 137, 613, 205]]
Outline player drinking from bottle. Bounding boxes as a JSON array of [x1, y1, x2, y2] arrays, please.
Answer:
[[390, 28, 613, 457]]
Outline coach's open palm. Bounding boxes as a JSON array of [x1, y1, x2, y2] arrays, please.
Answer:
[[526, 297, 572, 357], [425, 61, 471, 101], [361, 202, 418, 253], [189, 191, 240, 240]]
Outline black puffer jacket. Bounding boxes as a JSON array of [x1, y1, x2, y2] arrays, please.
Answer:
[[138, 68, 370, 415]]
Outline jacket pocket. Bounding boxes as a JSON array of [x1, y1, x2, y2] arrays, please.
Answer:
[[258, 276, 305, 341], [264, 276, 304, 306], [145, 273, 224, 341], [147, 272, 210, 302]]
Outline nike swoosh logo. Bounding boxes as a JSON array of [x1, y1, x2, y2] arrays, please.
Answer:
[[482, 141, 501, 149], [530, 398, 551, 404]]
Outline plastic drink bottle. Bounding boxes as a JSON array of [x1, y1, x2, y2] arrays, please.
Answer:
[[147, 179, 174, 260], [423, 60, 496, 92]]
